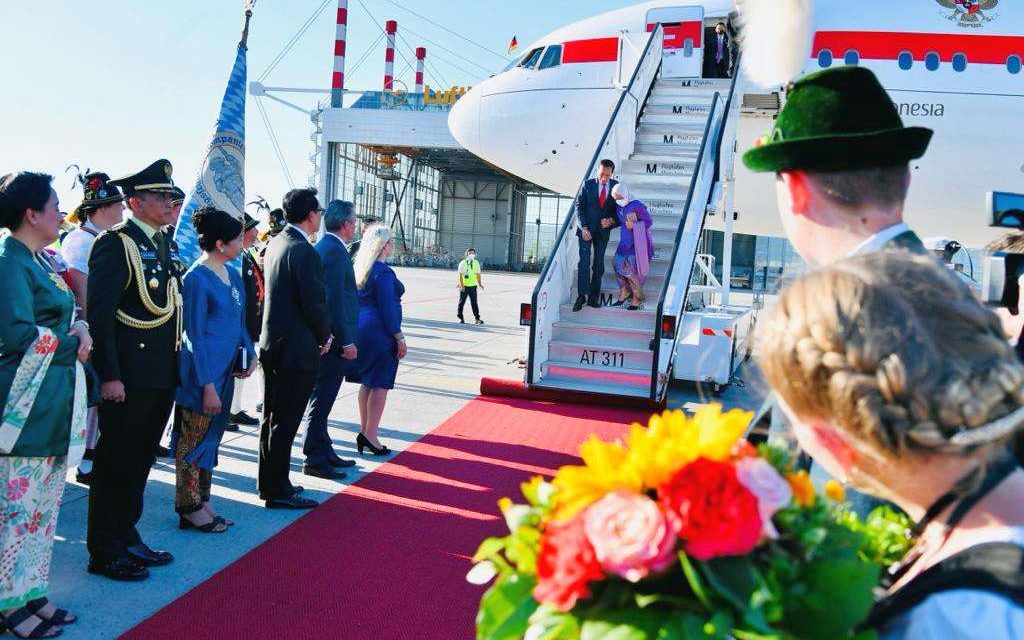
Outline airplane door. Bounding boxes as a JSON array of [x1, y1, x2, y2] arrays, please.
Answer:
[[646, 6, 704, 78]]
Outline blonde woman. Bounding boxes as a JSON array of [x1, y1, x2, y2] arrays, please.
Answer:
[[350, 224, 404, 456], [757, 251, 1024, 639]]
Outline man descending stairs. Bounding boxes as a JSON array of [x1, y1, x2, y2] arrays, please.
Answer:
[[534, 77, 730, 399]]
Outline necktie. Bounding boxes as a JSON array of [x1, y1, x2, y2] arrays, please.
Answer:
[[154, 231, 168, 263], [717, 36, 724, 63], [599, 182, 607, 208]]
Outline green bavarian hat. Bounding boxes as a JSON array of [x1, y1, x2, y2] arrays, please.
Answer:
[[742, 66, 933, 173]]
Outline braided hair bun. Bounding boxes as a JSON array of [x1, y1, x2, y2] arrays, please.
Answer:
[[758, 251, 1024, 458], [192, 206, 242, 252]]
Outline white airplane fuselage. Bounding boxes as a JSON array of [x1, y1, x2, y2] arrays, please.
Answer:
[[448, 0, 1024, 248]]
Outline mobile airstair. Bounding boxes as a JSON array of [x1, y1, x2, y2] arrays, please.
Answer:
[[524, 22, 748, 402]]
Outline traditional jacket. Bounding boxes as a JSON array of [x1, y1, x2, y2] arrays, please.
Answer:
[[0, 234, 79, 456]]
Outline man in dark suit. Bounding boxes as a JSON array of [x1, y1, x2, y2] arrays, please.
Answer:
[[301, 200, 359, 479], [87, 159, 184, 581], [348, 215, 380, 257], [258, 188, 332, 509], [573, 159, 619, 311], [703, 21, 734, 79]]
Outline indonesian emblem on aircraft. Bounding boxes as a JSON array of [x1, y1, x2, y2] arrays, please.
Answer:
[[937, 0, 998, 28]]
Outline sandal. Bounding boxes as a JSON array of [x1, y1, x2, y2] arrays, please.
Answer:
[[213, 515, 235, 527], [178, 516, 228, 533], [0, 607, 62, 638], [24, 600, 75, 626]]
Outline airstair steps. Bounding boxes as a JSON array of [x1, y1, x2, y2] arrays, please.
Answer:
[[529, 53, 731, 401]]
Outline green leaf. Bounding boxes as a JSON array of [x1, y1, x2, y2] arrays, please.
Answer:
[[526, 604, 581, 640], [679, 553, 713, 611], [580, 609, 670, 640], [783, 557, 877, 639], [656, 611, 731, 639], [477, 573, 540, 640], [699, 556, 758, 611], [474, 536, 508, 563]]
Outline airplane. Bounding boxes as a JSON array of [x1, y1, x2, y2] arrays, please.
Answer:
[[448, 0, 1024, 250]]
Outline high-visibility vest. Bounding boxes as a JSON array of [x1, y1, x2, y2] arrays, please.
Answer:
[[459, 259, 480, 286]]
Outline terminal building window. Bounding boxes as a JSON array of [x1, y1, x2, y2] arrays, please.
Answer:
[[539, 45, 563, 70], [519, 48, 544, 70]]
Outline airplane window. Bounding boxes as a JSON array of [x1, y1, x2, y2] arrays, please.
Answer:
[[1008, 55, 1022, 75], [844, 50, 859, 66], [952, 53, 967, 72], [817, 49, 833, 68], [539, 45, 563, 70], [519, 47, 544, 70], [898, 51, 914, 71], [925, 52, 940, 71]]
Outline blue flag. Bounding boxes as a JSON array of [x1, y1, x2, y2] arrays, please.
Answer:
[[174, 42, 247, 268]]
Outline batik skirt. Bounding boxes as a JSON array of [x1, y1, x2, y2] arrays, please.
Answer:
[[0, 456, 67, 609], [614, 253, 646, 303]]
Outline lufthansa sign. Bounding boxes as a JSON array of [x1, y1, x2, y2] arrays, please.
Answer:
[[423, 85, 469, 105]]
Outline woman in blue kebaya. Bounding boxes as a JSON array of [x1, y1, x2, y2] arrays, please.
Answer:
[[350, 224, 405, 457], [173, 207, 255, 533], [610, 183, 653, 311]]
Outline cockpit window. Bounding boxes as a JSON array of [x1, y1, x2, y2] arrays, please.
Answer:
[[519, 47, 544, 70], [539, 45, 563, 70]]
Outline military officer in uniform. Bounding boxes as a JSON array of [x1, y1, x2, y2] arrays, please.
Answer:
[[86, 159, 184, 581]]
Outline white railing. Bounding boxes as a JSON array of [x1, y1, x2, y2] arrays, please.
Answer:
[[526, 25, 664, 386], [649, 56, 746, 400]]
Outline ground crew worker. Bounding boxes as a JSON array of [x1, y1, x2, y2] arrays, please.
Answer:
[[457, 248, 484, 325]]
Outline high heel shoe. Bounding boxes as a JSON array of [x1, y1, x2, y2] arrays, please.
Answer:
[[356, 433, 391, 456]]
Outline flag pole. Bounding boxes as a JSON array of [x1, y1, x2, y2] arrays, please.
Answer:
[[241, 1, 256, 49]]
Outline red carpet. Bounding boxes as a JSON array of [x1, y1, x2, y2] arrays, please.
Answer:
[[121, 397, 650, 640], [480, 377, 664, 410]]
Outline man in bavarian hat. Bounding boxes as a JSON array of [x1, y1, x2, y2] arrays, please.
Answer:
[[86, 159, 184, 581], [742, 66, 933, 266]]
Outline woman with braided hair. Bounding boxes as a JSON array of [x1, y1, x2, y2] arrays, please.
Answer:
[[758, 251, 1024, 639]]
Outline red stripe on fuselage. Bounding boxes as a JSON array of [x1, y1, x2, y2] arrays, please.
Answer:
[[562, 37, 619, 63], [813, 31, 1024, 63], [646, 22, 702, 49]]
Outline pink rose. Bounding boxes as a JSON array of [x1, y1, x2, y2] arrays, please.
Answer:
[[7, 477, 28, 501], [735, 457, 792, 539], [583, 490, 677, 583]]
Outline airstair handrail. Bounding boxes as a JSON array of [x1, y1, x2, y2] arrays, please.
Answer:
[[649, 93, 721, 399], [649, 55, 745, 400], [526, 24, 664, 385]]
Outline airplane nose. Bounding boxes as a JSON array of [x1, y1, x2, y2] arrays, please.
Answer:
[[448, 86, 482, 154]]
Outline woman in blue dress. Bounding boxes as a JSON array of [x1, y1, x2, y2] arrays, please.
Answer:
[[173, 207, 255, 532], [350, 224, 406, 457]]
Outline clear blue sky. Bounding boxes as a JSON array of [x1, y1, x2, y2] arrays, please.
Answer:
[[0, 0, 640, 215]]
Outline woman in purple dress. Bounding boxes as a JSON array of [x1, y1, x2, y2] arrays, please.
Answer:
[[610, 183, 653, 311]]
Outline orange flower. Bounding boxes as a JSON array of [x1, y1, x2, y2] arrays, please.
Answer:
[[824, 480, 846, 503], [787, 470, 816, 507]]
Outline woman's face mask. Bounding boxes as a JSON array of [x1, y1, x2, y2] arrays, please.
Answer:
[[467, 253, 476, 260]]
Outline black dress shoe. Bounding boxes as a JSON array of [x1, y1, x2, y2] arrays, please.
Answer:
[[224, 422, 240, 432], [75, 469, 93, 486], [88, 557, 149, 581], [572, 296, 586, 312], [303, 465, 347, 480], [229, 411, 259, 426], [290, 485, 305, 495], [155, 445, 171, 458], [126, 543, 174, 567], [329, 457, 357, 468], [265, 495, 318, 509], [586, 299, 602, 308]]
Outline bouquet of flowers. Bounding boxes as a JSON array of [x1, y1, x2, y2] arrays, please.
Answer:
[[469, 405, 910, 640]]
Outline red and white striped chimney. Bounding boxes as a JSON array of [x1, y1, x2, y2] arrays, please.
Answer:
[[330, 0, 348, 107], [383, 20, 398, 91], [415, 47, 426, 94]]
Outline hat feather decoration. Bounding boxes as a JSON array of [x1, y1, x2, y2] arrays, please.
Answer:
[[736, 0, 815, 89]]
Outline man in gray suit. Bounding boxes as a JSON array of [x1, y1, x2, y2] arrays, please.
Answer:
[[302, 200, 360, 479]]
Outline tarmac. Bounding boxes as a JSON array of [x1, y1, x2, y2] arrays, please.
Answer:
[[47, 266, 766, 639]]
